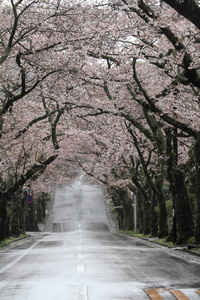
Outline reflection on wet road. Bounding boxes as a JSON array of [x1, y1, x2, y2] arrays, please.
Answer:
[[0, 175, 200, 299]]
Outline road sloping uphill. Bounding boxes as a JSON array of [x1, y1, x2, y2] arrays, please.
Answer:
[[0, 173, 200, 299]]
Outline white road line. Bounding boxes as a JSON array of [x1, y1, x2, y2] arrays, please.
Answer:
[[75, 285, 87, 300], [79, 224, 81, 228], [77, 264, 85, 274], [77, 253, 84, 260], [0, 235, 49, 274], [77, 246, 83, 251]]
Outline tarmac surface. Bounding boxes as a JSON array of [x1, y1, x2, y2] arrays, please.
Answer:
[[0, 174, 200, 299]]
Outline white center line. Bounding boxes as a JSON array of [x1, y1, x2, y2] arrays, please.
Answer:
[[77, 246, 83, 251], [77, 253, 84, 260], [77, 264, 85, 274], [75, 285, 87, 300]]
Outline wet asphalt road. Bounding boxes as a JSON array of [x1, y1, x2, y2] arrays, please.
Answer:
[[0, 174, 200, 299]]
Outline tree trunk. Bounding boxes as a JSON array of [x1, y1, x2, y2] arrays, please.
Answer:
[[26, 201, 39, 232], [137, 192, 144, 233], [0, 194, 9, 241], [20, 191, 27, 234], [166, 128, 178, 243], [143, 186, 151, 235], [155, 176, 168, 238], [166, 128, 194, 244], [123, 197, 134, 230], [143, 199, 151, 235], [174, 169, 194, 244], [11, 193, 21, 237], [150, 190, 158, 236], [194, 135, 200, 243]]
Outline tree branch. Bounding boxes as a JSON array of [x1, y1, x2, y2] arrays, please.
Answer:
[[4, 154, 58, 196], [162, 0, 200, 30], [130, 58, 198, 138], [0, 70, 58, 116]]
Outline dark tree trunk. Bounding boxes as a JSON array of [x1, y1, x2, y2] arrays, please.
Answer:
[[20, 191, 27, 234], [26, 201, 39, 232], [123, 197, 134, 230], [166, 128, 177, 243], [137, 192, 144, 233], [174, 169, 194, 244], [166, 128, 194, 244], [155, 176, 168, 238], [11, 194, 21, 237], [118, 208, 124, 230], [0, 194, 8, 241], [110, 187, 125, 230], [143, 186, 151, 235], [162, 0, 200, 30], [129, 128, 168, 238], [150, 190, 158, 236], [143, 199, 151, 235], [194, 135, 200, 243]]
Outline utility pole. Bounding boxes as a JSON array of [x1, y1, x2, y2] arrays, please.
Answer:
[[131, 192, 137, 234]]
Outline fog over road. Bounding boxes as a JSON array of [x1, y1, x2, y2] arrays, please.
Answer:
[[0, 173, 200, 300]]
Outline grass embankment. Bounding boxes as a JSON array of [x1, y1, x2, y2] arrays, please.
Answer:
[[119, 230, 200, 253], [0, 234, 27, 249], [119, 230, 173, 247]]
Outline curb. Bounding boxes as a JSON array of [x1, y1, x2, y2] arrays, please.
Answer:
[[0, 234, 31, 251], [120, 232, 200, 257], [107, 203, 200, 258]]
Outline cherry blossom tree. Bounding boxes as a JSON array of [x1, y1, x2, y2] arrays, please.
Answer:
[[0, 0, 105, 240], [74, 0, 200, 243], [1, 0, 200, 245], [101, 0, 199, 243]]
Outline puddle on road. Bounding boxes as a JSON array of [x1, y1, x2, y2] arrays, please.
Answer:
[[33, 241, 64, 248]]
